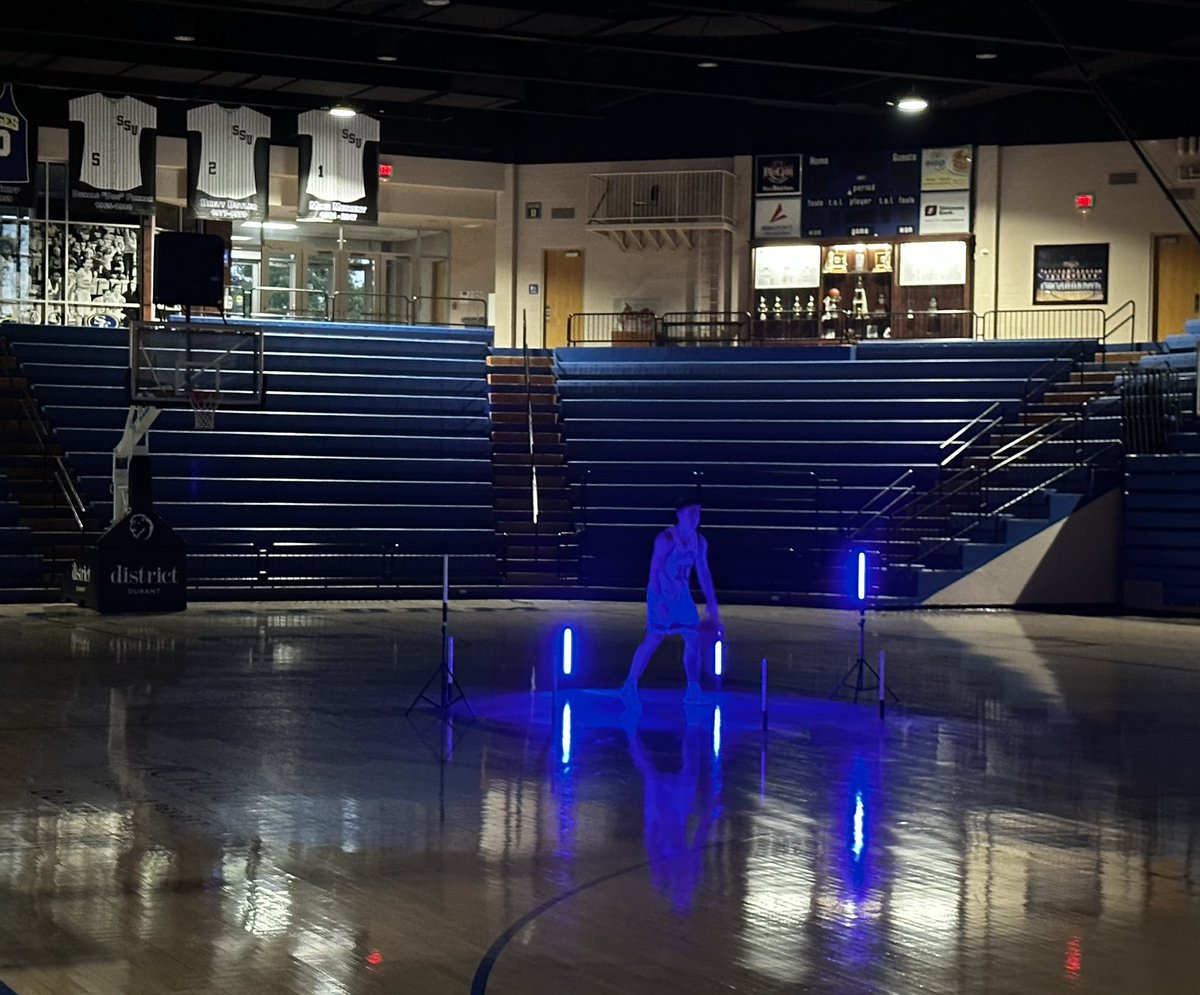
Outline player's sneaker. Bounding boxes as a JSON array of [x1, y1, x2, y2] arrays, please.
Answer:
[[683, 684, 712, 706], [619, 681, 641, 709]]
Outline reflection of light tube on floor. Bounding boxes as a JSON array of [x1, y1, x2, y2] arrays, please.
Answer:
[[878, 650, 885, 720], [760, 657, 768, 731], [713, 705, 722, 758], [852, 790, 865, 861], [560, 701, 572, 765]]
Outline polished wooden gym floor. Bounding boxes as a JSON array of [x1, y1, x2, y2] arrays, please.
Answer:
[[1, 598, 1198, 994]]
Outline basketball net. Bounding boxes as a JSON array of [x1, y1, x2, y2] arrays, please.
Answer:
[[189, 390, 220, 430]]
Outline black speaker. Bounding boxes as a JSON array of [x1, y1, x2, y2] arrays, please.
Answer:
[[153, 232, 225, 307]]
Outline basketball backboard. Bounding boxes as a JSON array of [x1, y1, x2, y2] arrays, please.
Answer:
[[130, 320, 266, 410]]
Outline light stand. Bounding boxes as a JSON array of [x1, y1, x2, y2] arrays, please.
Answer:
[[831, 607, 898, 707], [831, 550, 899, 711], [406, 555, 475, 719]]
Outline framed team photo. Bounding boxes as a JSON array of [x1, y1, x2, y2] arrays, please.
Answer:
[[1033, 243, 1109, 305]]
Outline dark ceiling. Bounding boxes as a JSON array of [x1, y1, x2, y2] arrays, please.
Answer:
[[4, 0, 1200, 164]]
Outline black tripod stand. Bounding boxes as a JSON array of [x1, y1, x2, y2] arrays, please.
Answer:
[[831, 607, 900, 710], [406, 564, 474, 718]]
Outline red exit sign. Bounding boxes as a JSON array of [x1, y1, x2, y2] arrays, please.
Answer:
[[378, 163, 393, 179]]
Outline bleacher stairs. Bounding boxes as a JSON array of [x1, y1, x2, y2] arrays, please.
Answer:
[[554, 338, 1133, 607], [0, 339, 99, 599], [486, 348, 578, 587], [882, 343, 1135, 603]]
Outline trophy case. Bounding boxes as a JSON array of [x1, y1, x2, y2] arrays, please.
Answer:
[[752, 239, 972, 342]]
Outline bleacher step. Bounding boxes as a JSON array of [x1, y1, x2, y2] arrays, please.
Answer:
[[488, 373, 556, 387]]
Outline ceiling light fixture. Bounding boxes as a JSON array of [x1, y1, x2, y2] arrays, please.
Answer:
[[329, 104, 357, 118], [241, 220, 298, 231], [173, 34, 195, 42], [422, 0, 451, 6], [975, 51, 998, 60], [896, 95, 929, 114], [377, 54, 397, 62], [697, 61, 719, 69]]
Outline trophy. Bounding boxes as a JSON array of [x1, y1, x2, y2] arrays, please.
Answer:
[[824, 248, 848, 274], [852, 277, 869, 317]]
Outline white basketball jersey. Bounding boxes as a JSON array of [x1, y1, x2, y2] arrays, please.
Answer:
[[297, 110, 379, 203], [187, 104, 270, 201], [68, 94, 156, 191]]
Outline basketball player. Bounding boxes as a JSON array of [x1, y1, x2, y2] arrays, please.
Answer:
[[620, 496, 722, 707]]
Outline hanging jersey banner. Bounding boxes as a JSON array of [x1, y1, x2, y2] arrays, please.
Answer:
[[0, 84, 35, 208], [67, 92, 157, 218], [186, 103, 270, 221], [295, 110, 379, 224]]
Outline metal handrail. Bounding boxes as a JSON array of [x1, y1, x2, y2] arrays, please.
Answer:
[[1102, 299, 1137, 349], [1018, 342, 1090, 419], [660, 311, 752, 345], [939, 401, 1002, 451], [2, 340, 92, 540], [231, 285, 332, 320], [413, 295, 489, 327], [329, 290, 414, 324]]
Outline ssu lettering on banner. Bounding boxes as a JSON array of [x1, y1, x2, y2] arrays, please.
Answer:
[[295, 110, 380, 224], [186, 104, 271, 222], [0, 83, 36, 208], [68, 93, 157, 218]]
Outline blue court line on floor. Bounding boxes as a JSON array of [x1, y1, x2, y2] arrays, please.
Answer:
[[470, 832, 766, 994]]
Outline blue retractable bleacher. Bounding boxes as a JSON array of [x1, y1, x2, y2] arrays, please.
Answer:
[[4, 321, 498, 593], [556, 339, 1094, 597]]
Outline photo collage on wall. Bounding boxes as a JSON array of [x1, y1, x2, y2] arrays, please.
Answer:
[[0, 219, 140, 327]]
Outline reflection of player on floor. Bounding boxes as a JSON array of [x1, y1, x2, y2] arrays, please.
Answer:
[[621, 496, 721, 707], [624, 719, 715, 914]]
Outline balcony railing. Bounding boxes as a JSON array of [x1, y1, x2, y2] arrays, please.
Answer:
[[587, 170, 736, 229]]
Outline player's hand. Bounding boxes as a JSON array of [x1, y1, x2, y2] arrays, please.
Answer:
[[707, 611, 723, 638]]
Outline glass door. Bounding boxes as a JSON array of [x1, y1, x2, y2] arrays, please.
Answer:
[[383, 253, 412, 323], [305, 250, 335, 319], [262, 249, 298, 316], [229, 258, 258, 317], [340, 253, 378, 321]]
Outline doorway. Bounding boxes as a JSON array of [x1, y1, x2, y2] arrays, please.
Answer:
[[1154, 233, 1200, 341], [543, 248, 584, 348]]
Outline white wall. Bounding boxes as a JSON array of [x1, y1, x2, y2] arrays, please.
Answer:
[[500, 156, 740, 347], [986, 141, 1187, 334], [35, 124, 1199, 345]]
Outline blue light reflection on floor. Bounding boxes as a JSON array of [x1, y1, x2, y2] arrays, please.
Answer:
[[473, 686, 903, 929]]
